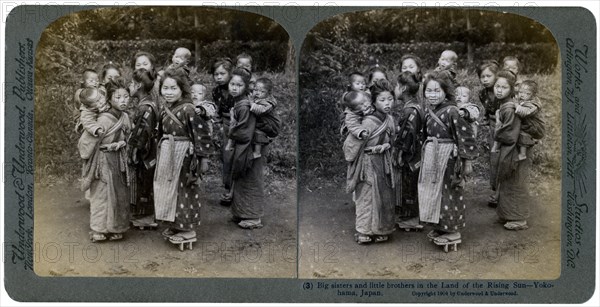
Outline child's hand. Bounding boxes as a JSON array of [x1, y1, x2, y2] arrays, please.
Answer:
[[515, 105, 526, 116], [462, 160, 473, 177], [95, 127, 105, 137], [195, 107, 205, 116], [458, 109, 465, 117], [359, 130, 369, 139]]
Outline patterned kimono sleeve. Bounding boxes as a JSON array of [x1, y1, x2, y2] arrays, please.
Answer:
[[184, 104, 213, 158], [448, 107, 478, 160], [495, 104, 521, 146], [129, 104, 155, 150], [228, 104, 256, 144]]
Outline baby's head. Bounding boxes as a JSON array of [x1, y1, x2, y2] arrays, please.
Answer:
[[190, 83, 207, 106], [172, 47, 192, 66], [438, 50, 458, 70], [502, 56, 521, 75], [518, 80, 538, 101], [81, 69, 99, 88], [236, 53, 253, 72], [253, 77, 273, 100], [347, 71, 366, 92], [342, 90, 372, 115], [79, 87, 108, 112], [455, 86, 471, 105]]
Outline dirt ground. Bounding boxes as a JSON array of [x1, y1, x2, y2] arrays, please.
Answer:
[[34, 174, 297, 278], [299, 175, 561, 280]]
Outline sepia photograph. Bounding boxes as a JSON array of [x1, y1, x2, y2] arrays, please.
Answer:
[[299, 8, 561, 279], [33, 6, 297, 278]]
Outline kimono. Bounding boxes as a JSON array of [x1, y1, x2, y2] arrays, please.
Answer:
[[494, 100, 531, 221], [418, 101, 477, 233], [480, 87, 501, 194], [395, 98, 425, 219], [228, 95, 265, 220], [128, 95, 159, 217], [346, 111, 396, 236], [213, 84, 235, 188], [80, 110, 131, 235], [153, 99, 213, 231]]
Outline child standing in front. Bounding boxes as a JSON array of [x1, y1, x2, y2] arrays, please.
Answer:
[[211, 58, 235, 205], [346, 80, 396, 244], [80, 79, 132, 242], [128, 68, 160, 229]]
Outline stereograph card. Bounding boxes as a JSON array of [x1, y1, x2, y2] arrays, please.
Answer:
[[1, 2, 597, 304]]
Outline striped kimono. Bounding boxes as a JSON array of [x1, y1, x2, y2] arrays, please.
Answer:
[[347, 111, 396, 236], [153, 99, 213, 231], [81, 110, 131, 235], [418, 101, 477, 232]]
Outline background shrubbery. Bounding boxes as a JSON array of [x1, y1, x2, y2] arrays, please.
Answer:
[[34, 7, 295, 185], [299, 8, 561, 183]]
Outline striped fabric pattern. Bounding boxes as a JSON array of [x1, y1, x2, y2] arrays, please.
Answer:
[[418, 142, 454, 223], [153, 137, 190, 222]]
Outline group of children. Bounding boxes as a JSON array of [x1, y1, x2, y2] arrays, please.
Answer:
[[76, 47, 280, 248], [341, 50, 545, 250]]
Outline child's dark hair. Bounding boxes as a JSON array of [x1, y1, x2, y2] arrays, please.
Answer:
[[397, 71, 420, 95], [105, 77, 128, 101], [132, 68, 156, 93], [212, 57, 234, 75], [101, 62, 122, 82], [231, 67, 252, 95], [519, 80, 538, 96], [131, 51, 156, 70], [159, 68, 192, 101], [367, 66, 388, 85], [255, 77, 273, 93], [400, 54, 424, 81], [79, 88, 102, 108], [369, 79, 394, 103], [477, 60, 500, 77], [423, 70, 455, 102], [496, 69, 517, 91]]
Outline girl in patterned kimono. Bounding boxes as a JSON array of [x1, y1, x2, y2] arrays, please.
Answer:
[[394, 71, 426, 231], [418, 71, 477, 250], [128, 68, 159, 229], [227, 68, 268, 229], [347, 80, 397, 244], [153, 68, 214, 244], [492, 70, 531, 230], [80, 79, 132, 242]]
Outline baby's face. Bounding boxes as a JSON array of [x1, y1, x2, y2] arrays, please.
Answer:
[[172, 48, 190, 66], [190, 84, 206, 104], [252, 82, 269, 100], [83, 72, 99, 88], [350, 75, 366, 92], [351, 95, 373, 115], [503, 60, 519, 75], [455, 87, 470, 105], [438, 51, 456, 70], [236, 58, 252, 71], [518, 86, 533, 101]]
